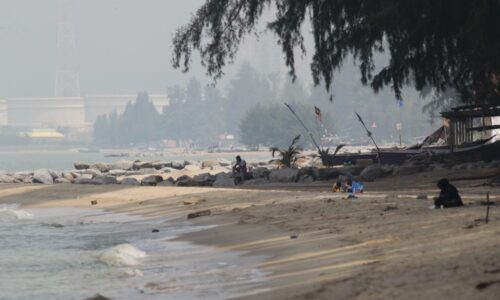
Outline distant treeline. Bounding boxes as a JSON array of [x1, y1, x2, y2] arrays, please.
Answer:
[[93, 62, 435, 148]]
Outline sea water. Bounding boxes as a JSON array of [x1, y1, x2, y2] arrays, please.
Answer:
[[0, 205, 268, 300]]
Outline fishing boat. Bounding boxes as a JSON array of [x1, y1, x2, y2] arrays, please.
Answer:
[[324, 104, 500, 166]]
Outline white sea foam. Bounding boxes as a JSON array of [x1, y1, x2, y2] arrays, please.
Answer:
[[0, 205, 34, 221], [99, 243, 147, 267]]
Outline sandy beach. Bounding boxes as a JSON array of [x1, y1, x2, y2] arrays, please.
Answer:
[[1, 166, 499, 299]]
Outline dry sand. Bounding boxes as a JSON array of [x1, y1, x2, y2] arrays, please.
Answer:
[[1, 167, 499, 299]]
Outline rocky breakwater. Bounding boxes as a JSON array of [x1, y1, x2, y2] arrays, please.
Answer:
[[2, 158, 498, 187]]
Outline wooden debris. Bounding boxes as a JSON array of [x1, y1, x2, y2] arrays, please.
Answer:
[[187, 210, 212, 219]]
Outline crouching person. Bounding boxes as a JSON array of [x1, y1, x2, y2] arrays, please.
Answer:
[[232, 156, 248, 185], [434, 178, 464, 208]]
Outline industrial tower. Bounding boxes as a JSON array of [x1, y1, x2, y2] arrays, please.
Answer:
[[55, 0, 80, 97]]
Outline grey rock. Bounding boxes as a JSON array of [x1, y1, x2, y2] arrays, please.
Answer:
[[74, 162, 90, 170], [133, 161, 153, 170], [300, 175, 315, 183], [159, 167, 173, 173], [33, 169, 54, 185], [213, 173, 236, 187], [158, 180, 175, 186], [141, 175, 163, 186], [192, 173, 216, 186], [314, 168, 345, 181], [74, 175, 94, 184], [242, 178, 270, 186], [171, 161, 185, 170], [121, 177, 141, 186], [55, 178, 71, 184], [82, 169, 102, 178], [137, 168, 158, 175], [393, 165, 425, 176], [175, 175, 199, 187], [152, 161, 170, 170], [269, 168, 300, 183], [92, 176, 118, 185], [61, 171, 75, 182], [90, 163, 112, 173], [108, 169, 127, 177], [0, 174, 18, 183], [111, 160, 134, 171], [252, 167, 270, 179], [360, 165, 390, 181]]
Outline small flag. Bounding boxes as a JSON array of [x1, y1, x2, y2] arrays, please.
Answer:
[[314, 106, 322, 122], [396, 97, 404, 107]]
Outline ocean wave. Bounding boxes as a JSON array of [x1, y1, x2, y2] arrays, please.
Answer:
[[0, 205, 34, 221], [99, 243, 147, 267]]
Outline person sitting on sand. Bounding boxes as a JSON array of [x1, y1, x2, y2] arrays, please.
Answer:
[[433, 178, 463, 208], [232, 156, 248, 185]]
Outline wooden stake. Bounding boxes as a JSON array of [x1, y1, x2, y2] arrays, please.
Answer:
[[486, 192, 491, 224]]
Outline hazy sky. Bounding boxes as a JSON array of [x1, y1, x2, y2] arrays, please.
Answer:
[[0, 0, 227, 97]]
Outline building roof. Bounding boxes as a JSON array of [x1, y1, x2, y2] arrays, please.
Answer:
[[441, 104, 500, 119], [22, 130, 65, 138]]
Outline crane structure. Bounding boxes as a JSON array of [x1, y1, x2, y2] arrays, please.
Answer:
[[55, 0, 80, 97]]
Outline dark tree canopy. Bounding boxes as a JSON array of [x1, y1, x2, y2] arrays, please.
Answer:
[[173, 0, 500, 104]]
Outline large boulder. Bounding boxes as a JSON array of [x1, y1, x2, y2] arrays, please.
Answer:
[[108, 169, 127, 177], [242, 178, 270, 186], [81, 169, 102, 178], [213, 173, 236, 187], [171, 161, 185, 170], [74, 174, 93, 184], [392, 165, 426, 176], [360, 164, 391, 181], [90, 163, 112, 173], [55, 178, 71, 184], [175, 175, 199, 187], [111, 160, 134, 171], [152, 161, 170, 170], [121, 177, 141, 186], [193, 173, 216, 186], [33, 169, 54, 184], [0, 174, 18, 184], [61, 171, 76, 182], [141, 175, 163, 186], [92, 176, 118, 185], [314, 168, 346, 181], [269, 168, 300, 183], [252, 167, 270, 179], [74, 162, 90, 170], [13, 172, 33, 183], [133, 161, 153, 170]]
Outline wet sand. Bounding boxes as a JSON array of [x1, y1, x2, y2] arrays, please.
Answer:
[[1, 166, 499, 299]]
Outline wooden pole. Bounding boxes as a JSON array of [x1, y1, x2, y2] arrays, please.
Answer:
[[284, 103, 322, 152]]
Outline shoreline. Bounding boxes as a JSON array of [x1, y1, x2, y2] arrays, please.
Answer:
[[2, 166, 500, 299]]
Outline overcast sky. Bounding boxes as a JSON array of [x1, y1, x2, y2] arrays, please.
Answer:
[[0, 0, 287, 97]]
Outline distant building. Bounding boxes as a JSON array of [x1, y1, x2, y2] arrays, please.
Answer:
[[4, 94, 169, 129], [7, 97, 85, 128]]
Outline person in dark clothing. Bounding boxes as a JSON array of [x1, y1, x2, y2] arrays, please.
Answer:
[[434, 178, 464, 208], [232, 156, 248, 185]]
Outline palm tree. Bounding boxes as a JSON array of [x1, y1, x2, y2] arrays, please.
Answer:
[[319, 144, 345, 167], [270, 135, 302, 168]]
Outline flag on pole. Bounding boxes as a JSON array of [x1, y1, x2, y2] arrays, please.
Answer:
[[314, 106, 322, 122], [396, 97, 404, 107]]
